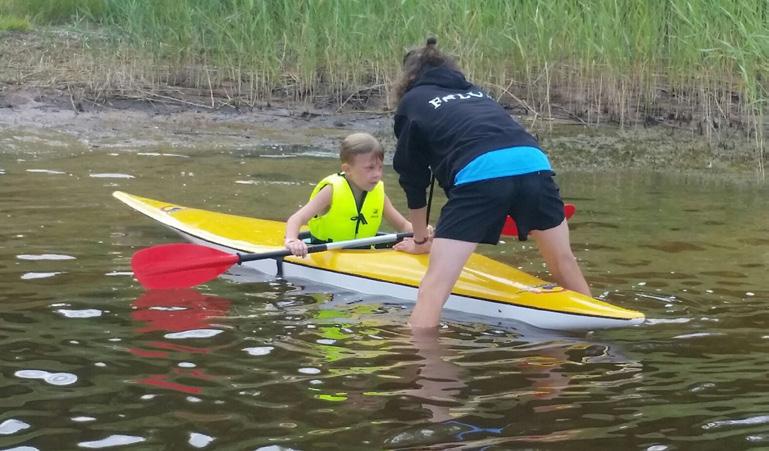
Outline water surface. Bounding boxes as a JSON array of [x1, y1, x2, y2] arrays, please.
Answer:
[[1, 137, 768, 450]]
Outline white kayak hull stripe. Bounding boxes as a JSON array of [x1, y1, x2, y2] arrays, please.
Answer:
[[172, 228, 641, 330]]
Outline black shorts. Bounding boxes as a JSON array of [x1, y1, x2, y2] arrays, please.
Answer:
[[434, 171, 565, 244]]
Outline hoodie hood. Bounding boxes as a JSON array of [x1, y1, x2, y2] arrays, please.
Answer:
[[410, 64, 472, 91]]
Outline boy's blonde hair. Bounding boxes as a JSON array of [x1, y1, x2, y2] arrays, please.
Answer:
[[340, 133, 384, 164]]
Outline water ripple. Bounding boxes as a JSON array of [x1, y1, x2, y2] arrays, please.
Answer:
[[14, 369, 78, 386], [189, 432, 215, 448], [243, 346, 275, 356], [0, 419, 31, 435], [2, 162, 768, 449], [163, 329, 224, 339], [20, 272, 62, 280], [16, 254, 76, 261], [88, 173, 135, 179], [78, 435, 146, 448], [56, 308, 103, 318], [25, 169, 65, 175], [703, 415, 769, 430]]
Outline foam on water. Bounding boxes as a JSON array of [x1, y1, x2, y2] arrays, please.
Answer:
[[71, 416, 96, 422], [137, 152, 189, 158], [234, 180, 302, 185], [189, 432, 215, 448], [21, 272, 62, 280], [78, 435, 146, 448], [44, 372, 78, 385], [14, 369, 50, 379], [644, 318, 691, 325], [105, 271, 133, 276], [0, 418, 31, 435], [243, 346, 274, 356], [258, 154, 297, 158], [17, 253, 76, 261], [56, 309, 103, 318], [673, 332, 724, 339], [703, 415, 769, 430], [26, 169, 65, 174], [15, 370, 77, 385], [89, 173, 135, 179], [164, 329, 223, 339]]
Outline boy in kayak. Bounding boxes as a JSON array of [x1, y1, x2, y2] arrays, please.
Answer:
[[283, 132, 414, 257], [392, 38, 591, 328]]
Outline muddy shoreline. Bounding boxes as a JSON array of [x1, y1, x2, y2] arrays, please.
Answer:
[[0, 84, 763, 180]]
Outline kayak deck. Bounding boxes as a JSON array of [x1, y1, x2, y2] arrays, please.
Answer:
[[113, 191, 645, 330]]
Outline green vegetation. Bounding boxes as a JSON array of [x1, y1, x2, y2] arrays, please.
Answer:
[[0, 14, 30, 31], [0, 0, 105, 23], [0, 0, 766, 175]]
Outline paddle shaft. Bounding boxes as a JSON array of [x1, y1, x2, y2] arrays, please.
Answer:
[[236, 232, 414, 264]]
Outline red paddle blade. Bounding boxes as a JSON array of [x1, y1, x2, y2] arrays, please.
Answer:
[[502, 215, 518, 237], [131, 243, 239, 290], [564, 203, 576, 220], [501, 203, 577, 238]]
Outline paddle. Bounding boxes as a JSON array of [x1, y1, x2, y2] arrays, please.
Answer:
[[501, 203, 576, 238], [131, 232, 413, 290]]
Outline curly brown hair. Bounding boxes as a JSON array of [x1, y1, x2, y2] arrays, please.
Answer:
[[392, 37, 462, 105]]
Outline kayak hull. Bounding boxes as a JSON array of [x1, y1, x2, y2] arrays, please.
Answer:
[[114, 191, 645, 331]]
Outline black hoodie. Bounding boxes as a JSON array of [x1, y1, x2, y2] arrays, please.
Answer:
[[393, 65, 541, 209]]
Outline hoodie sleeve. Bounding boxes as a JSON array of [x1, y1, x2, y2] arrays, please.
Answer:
[[393, 113, 431, 209]]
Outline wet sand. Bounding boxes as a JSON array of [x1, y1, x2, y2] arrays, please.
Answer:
[[0, 86, 387, 151]]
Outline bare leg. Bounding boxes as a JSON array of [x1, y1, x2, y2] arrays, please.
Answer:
[[530, 220, 592, 297], [409, 238, 478, 328]]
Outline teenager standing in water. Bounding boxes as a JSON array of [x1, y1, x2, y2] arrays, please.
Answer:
[[392, 38, 591, 328]]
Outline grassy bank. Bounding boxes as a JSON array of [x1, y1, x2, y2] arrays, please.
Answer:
[[0, 0, 766, 175]]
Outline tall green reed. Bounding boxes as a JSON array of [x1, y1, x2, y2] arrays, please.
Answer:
[[3, 0, 767, 175]]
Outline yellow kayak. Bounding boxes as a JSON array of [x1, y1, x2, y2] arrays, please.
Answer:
[[113, 191, 644, 331]]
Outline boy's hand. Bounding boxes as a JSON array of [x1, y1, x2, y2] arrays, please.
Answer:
[[284, 238, 308, 257]]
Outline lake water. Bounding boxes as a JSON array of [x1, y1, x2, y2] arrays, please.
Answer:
[[1, 135, 768, 450]]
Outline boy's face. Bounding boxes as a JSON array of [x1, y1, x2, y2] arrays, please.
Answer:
[[342, 152, 383, 192]]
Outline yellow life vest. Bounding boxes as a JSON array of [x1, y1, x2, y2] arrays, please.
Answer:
[[308, 173, 384, 242]]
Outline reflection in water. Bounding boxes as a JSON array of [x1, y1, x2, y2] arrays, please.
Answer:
[[386, 328, 640, 448], [406, 328, 467, 424], [130, 289, 230, 395], [132, 289, 231, 333]]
